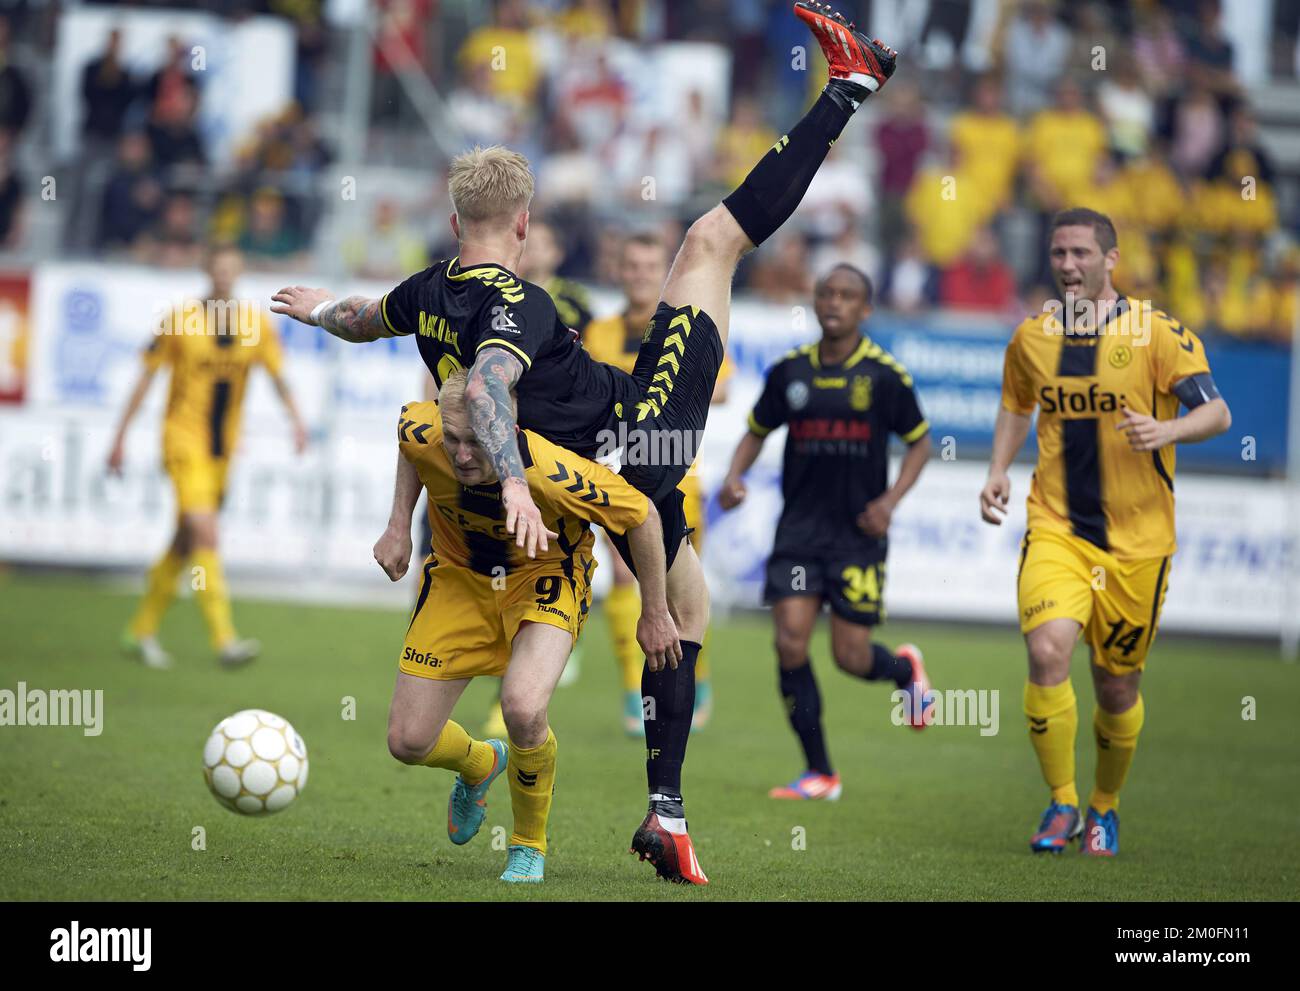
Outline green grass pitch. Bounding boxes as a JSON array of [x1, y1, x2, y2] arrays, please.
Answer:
[[1, 570, 1296, 901]]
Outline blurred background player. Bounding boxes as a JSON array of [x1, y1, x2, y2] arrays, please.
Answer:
[[719, 264, 933, 800], [108, 244, 307, 669], [980, 208, 1232, 856], [374, 371, 676, 883], [518, 216, 594, 334], [583, 230, 731, 734]]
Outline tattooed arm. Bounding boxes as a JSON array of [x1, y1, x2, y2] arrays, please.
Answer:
[[465, 347, 553, 558], [270, 288, 394, 342]]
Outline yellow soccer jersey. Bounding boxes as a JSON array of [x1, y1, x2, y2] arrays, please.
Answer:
[[1001, 297, 1211, 560], [399, 400, 649, 575], [143, 302, 283, 458]]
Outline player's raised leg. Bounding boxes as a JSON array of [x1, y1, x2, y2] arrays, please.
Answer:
[[387, 671, 506, 846], [829, 616, 933, 731], [630, 541, 709, 884], [498, 621, 572, 883], [1024, 618, 1084, 852]]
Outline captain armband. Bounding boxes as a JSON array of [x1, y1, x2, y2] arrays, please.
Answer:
[[1171, 373, 1221, 409]]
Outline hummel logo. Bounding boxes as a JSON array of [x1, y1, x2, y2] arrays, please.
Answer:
[[1029, 716, 1047, 736], [516, 769, 538, 787]]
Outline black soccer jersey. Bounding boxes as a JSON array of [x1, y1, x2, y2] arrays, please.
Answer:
[[381, 257, 631, 456], [749, 336, 929, 556]]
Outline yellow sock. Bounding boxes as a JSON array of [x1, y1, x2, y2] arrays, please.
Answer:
[[129, 550, 185, 638], [190, 548, 236, 649], [1024, 680, 1079, 807], [1090, 695, 1144, 814], [418, 720, 496, 783], [507, 728, 557, 854], [605, 583, 643, 693]]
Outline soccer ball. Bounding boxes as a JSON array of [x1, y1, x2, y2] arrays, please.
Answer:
[[202, 709, 308, 815]]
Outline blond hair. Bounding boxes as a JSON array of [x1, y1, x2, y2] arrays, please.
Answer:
[[438, 369, 517, 421], [447, 145, 535, 230]]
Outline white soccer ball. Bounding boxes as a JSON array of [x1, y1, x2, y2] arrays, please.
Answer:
[[202, 709, 308, 815]]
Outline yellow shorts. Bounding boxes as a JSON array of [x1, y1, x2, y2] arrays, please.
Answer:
[[164, 443, 229, 514], [1017, 528, 1171, 674], [399, 554, 594, 681], [679, 472, 704, 550]]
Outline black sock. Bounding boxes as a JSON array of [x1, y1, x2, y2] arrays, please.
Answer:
[[861, 643, 914, 688], [779, 661, 832, 776], [643, 640, 699, 817], [722, 90, 853, 248]]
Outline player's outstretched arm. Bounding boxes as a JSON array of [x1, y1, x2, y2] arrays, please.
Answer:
[[465, 347, 550, 558], [271, 288, 393, 343], [718, 431, 766, 510], [106, 366, 157, 476], [373, 451, 421, 582], [625, 501, 682, 672], [981, 406, 1032, 525]]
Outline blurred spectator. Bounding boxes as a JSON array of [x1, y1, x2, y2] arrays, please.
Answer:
[[457, 0, 540, 106], [373, 0, 434, 125], [97, 132, 164, 252], [343, 198, 428, 280], [809, 213, 880, 290], [712, 96, 776, 191], [1209, 108, 1276, 186], [238, 188, 307, 267], [949, 74, 1020, 211], [135, 193, 203, 269], [1068, 2, 1124, 78], [0, 129, 22, 249], [448, 61, 520, 148], [0, 17, 31, 138], [1023, 78, 1108, 211], [906, 147, 994, 267], [875, 82, 929, 260], [748, 231, 812, 303], [1000, 0, 1071, 116], [1169, 80, 1224, 178], [881, 234, 938, 313], [1097, 56, 1155, 158], [146, 82, 205, 173], [145, 36, 199, 122], [552, 49, 630, 157], [940, 226, 1016, 312], [1183, 0, 1236, 94], [1132, 6, 1187, 96], [81, 28, 137, 145]]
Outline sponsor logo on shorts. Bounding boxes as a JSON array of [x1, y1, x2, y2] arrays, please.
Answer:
[[534, 604, 572, 623], [402, 647, 443, 668]]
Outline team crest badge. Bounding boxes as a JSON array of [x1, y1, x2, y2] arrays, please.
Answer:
[[850, 375, 872, 411], [1108, 346, 1132, 369], [786, 381, 810, 411]]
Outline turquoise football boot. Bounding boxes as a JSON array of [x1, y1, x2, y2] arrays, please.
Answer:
[[500, 844, 545, 883], [446, 738, 507, 845]]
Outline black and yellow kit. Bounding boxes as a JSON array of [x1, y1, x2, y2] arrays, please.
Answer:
[[383, 259, 725, 571], [397, 400, 648, 680], [142, 303, 283, 512], [1002, 296, 1214, 672], [748, 335, 929, 625]]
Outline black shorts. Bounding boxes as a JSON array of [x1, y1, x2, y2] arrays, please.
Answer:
[[602, 301, 723, 574], [763, 550, 889, 627]]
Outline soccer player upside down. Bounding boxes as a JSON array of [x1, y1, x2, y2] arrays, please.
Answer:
[[374, 372, 685, 883]]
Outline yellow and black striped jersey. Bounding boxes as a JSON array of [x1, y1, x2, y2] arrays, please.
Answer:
[[398, 400, 649, 576], [382, 258, 628, 458], [142, 302, 283, 458], [1002, 296, 1212, 560]]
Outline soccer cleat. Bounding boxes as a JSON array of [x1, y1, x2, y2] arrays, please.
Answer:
[[500, 844, 545, 883], [447, 738, 507, 846], [691, 679, 713, 731], [794, 1, 898, 107], [895, 643, 933, 730], [122, 632, 173, 670], [1030, 801, 1083, 853], [482, 697, 507, 739], [217, 638, 259, 668], [1080, 807, 1119, 857], [629, 810, 709, 885], [623, 689, 644, 738], [768, 771, 843, 801]]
